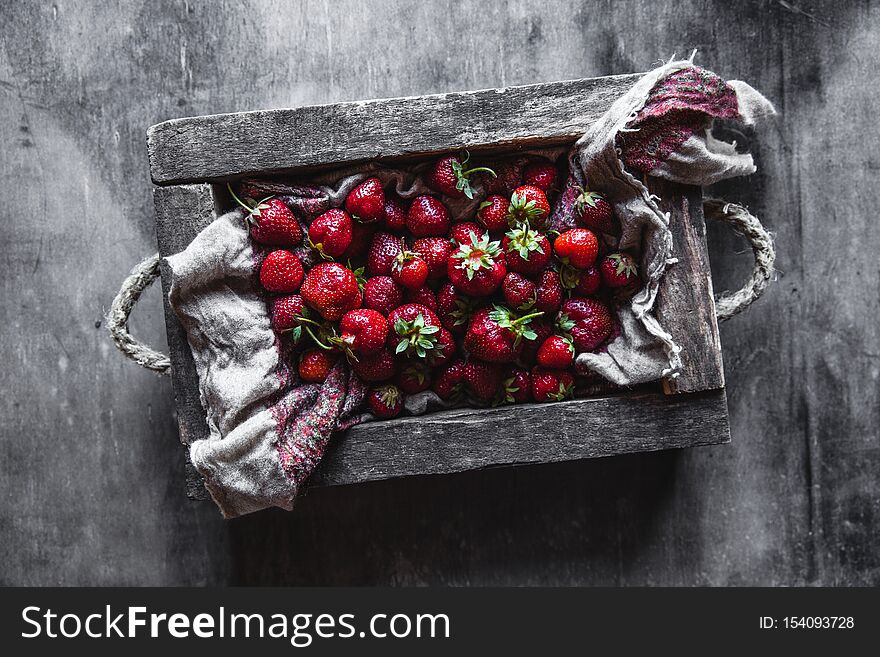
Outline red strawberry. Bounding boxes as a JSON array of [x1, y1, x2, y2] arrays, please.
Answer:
[[269, 294, 306, 340], [259, 250, 304, 293], [449, 222, 486, 245], [477, 195, 512, 233], [479, 160, 523, 196], [339, 220, 375, 262], [308, 208, 353, 259], [413, 237, 453, 280], [501, 272, 536, 310], [299, 349, 336, 383], [426, 153, 495, 199], [534, 270, 563, 314], [463, 306, 543, 363], [501, 224, 551, 276], [406, 195, 451, 237], [600, 252, 639, 288], [397, 362, 432, 394], [554, 228, 599, 270], [334, 308, 388, 356], [367, 384, 404, 419], [463, 359, 504, 401], [574, 187, 614, 233], [228, 185, 303, 246], [536, 335, 575, 369], [363, 276, 403, 316], [508, 185, 551, 229], [432, 327, 457, 365], [387, 303, 443, 360], [404, 285, 437, 312], [437, 283, 477, 335], [520, 319, 553, 365], [345, 177, 385, 223], [351, 347, 397, 382], [558, 297, 613, 352], [300, 262, 362, 321], [366, 231, 403, 276], [447, 233, 507, 297], [392, 249, 429, 290], [432, 358, 466, 400], [561, 265, 601, 296], [522, 159, 558, 193], [382, 193, 408, 231], [530, 367, 574, 402], [497, 366, 531, 404]]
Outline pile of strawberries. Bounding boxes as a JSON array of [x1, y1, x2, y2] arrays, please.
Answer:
[[231, 153, 639, 420]]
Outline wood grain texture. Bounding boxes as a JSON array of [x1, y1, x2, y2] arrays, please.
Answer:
[[147, 74, 640, 185], [2, 0, 877, 586], [650, 180, 725, 394]]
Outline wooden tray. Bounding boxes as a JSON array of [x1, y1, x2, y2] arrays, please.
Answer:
[[148, 73, 729, 499]]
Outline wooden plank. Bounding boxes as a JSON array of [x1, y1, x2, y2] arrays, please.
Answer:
[[147, 74, 640, 186], [310, 389, 729, 487], [651, 179, 725, 394]]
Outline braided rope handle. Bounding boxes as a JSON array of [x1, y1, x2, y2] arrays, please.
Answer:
[[107, 199, 774, 372]]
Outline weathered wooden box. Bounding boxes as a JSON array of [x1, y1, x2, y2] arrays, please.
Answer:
[[148, 73, 729, 499]]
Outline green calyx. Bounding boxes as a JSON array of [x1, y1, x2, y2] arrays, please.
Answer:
[[558, 263, 581, 290], [507, 189, 546, 227], [488, 305, 544, 347], [451, 153, 496, 200], [609, 253, 638, 278], [546, 379, 574, 402], [504, 224, 546, 261], [348, 261, 367, 291], [227, 183, 273, 226], [402, 363, 429, 385], [555, 312, 576, 334], [495, 375, 521, 405], [377, 384, 401, 408], [449, 294, 477, 327], [394, 313, 440, 359], [574, 186, 604, 213], [451, 233, 503, 281]]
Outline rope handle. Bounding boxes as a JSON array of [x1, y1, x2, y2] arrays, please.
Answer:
[[107, 199, 774, 373]]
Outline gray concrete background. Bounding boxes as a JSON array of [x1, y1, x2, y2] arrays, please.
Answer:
[[1, 0, 877, 585]]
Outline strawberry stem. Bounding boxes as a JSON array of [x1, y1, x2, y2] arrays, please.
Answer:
[[302, 325, 333, 351], [461, 166, 496, 178], [511, 311, 544, 326], [226, 183, 254, 212]]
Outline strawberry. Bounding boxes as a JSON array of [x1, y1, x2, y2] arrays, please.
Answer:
[[534, 270, 563, 314], [449, 222, 486, 245], [259, 249, 304, 293], [463, 359, 504, 401], [334, 308, 388, 356], [228, 185, 303, 246], [536, 335, 575, 369], [413, 237, 453, 280], [406, 195, 451, 237], [367, 384, 404, 419], [479, 160, 523, 196], [520, 319, 553, 365], [600, 252, 639, 288], [432, 358, 467, 400], [308, 208, 353, 259], [433, 327, 457, 364], [300, 262, 362, 321], [339, 220, 375, 262], [463, 306, 543, 363], [362, 276, 403, 316], [269, 294, 306, 340], [561, 264, 600, 296], [530, 367, 574, 402], [387, 303, 443, 360], [554, 228, 598, 270], [437, 283, 477, 335], [574, 187, 614, 233], [351, 347, 397, 382], [382, 193, 408, 231], [392, 248, 429, 290], [299, 349, 336, 383], [522, 159, 558, 193], [366, 231, 403, 276], [496, 366, 531, 405], [477, 195, 512, 233], [404, 285, 437, 312], [426, 153, 495, 199], [508, 185, 551, 229], [345, 177, 385, 223], [501, 272, 536, 310], [397, 362, 432, 394], [558, 297, 613, 352], [447, 233, 507, 297], [501, 224, 551, 276]]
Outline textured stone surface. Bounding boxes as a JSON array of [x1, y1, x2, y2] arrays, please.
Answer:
[[1, 0, 877, 585]]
